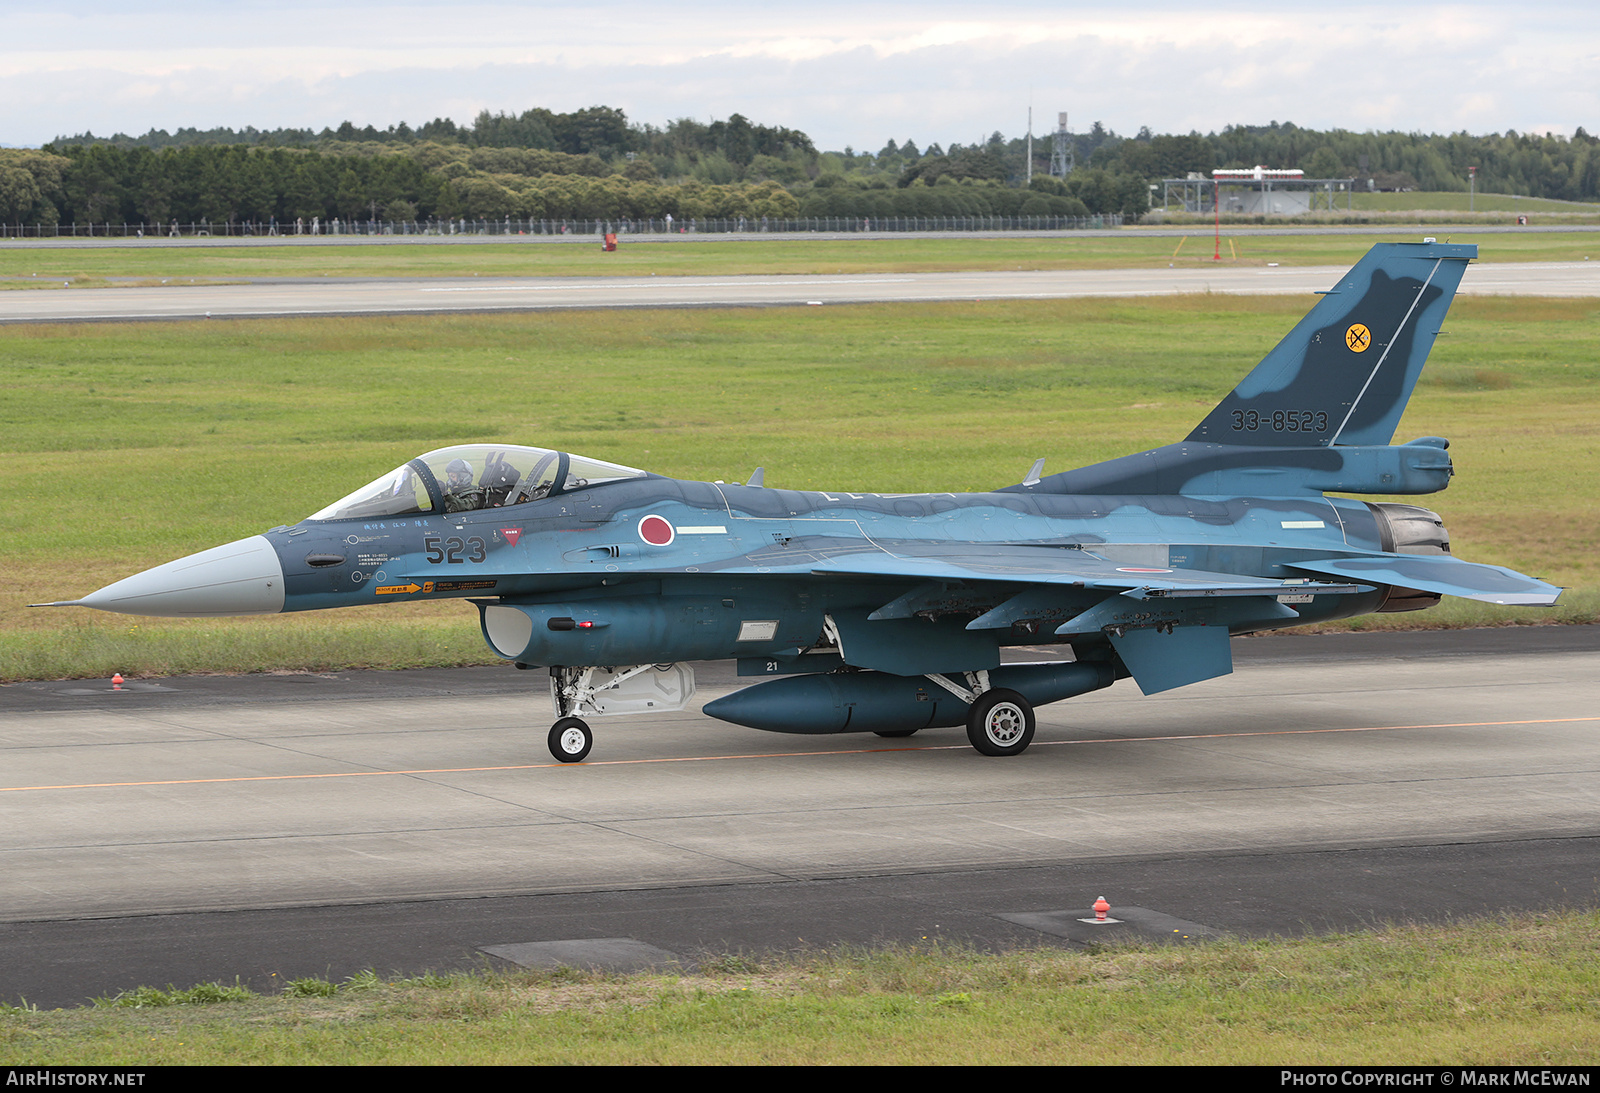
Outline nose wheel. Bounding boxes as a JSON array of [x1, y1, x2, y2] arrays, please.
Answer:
[[548, 717, 593, 763]]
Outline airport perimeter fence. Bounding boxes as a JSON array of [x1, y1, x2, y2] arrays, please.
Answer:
[[0, 213, 1122, 240]]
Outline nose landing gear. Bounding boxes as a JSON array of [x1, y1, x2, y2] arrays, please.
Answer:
[[548, 717, 593, 763]]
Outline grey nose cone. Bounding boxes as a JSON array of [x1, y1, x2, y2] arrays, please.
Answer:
[[48, 535, 287, 618]]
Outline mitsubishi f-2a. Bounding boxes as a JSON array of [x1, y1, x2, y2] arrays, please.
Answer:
[[40, 242, 1561, 762]]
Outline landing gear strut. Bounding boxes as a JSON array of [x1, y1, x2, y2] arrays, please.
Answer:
[[541, 663, 697, 763], [546, 665, 614, 764]]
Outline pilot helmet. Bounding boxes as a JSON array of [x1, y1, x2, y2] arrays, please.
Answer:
[[445, 458, 474, 489]]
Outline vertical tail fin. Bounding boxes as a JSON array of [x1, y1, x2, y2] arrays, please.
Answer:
[[1186, 241, 1475, 448]]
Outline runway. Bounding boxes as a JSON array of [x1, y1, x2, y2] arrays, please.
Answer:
[[4, 260, 1600, 323], [3, 626, 1597, 1004]]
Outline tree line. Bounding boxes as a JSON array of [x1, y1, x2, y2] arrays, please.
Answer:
[[1095, 121, 1600, 201], [0, 143, 808, 225], [4, 109, 1597, 228]]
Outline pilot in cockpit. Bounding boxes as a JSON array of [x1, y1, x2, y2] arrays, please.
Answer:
[[442, 458, 488, 512]]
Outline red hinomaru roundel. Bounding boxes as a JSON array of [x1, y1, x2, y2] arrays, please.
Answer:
[[638, 514, 675, 546]]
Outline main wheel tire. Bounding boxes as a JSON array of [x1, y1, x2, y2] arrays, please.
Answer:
[[966, 689, 1035, 756], [548, 717, 593, 763]]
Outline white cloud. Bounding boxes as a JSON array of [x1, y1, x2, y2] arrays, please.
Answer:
[[3, 2, 1596, 147]]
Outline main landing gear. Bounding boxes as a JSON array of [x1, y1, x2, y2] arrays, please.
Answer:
[[965, 688, 1035, 757], [922, 670, 1038, 757]]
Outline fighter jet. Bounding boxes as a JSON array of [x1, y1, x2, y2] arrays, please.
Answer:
[[38, 241, 1560, 762]]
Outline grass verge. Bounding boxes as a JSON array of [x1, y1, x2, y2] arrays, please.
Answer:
[[1347, 192, 1600, 214], [3, 228, 1600, 284], [4, 911, 1597, 1064]]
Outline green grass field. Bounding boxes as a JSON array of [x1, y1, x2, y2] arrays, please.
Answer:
[[1349, 191, 1600, 214], [3, 291, 1595, 681], [5, 912, 1597, 1064], [4, 228, 1600, 287]]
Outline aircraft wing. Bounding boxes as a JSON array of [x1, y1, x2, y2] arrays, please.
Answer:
[[1284, 553, 1562, 605], [717, 537, 1553, 607], [805, 545, 1358, 598], [795, 544, 1366, 696]]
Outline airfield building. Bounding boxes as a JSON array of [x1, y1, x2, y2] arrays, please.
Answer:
[[1162, 167, 1356, 216]]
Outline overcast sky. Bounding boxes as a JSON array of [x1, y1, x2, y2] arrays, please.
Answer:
[[5, 1, 1596, 150]]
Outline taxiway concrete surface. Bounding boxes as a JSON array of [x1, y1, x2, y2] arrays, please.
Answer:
[[4, 261, 1600, 323], [3, 627, 1597, 1006]]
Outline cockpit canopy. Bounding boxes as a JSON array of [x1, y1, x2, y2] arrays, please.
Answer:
[[306, 445, 649, 522]]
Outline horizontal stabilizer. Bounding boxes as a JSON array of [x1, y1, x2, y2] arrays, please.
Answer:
[[1285, 554, 1562, 606]]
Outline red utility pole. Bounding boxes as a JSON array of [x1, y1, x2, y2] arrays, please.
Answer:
[[1213, 174, 1222, 260]]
